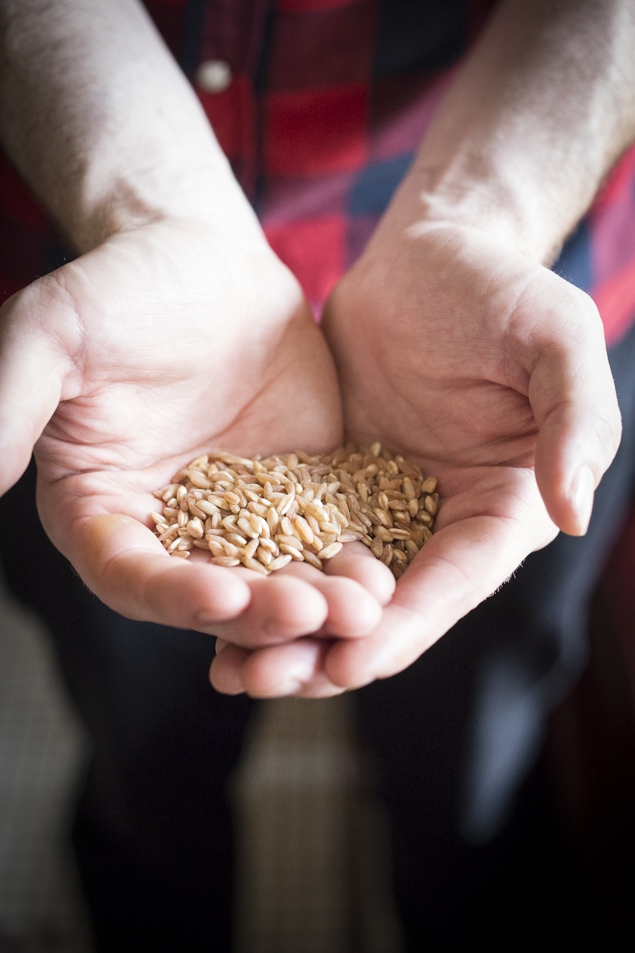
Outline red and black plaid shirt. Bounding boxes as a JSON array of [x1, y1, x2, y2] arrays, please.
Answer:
[[2, 0, 635, 687], [1, 0, 635, 342]]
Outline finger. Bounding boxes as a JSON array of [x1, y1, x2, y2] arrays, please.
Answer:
[[211, 545, 391, 644], [210, 637, 346, 698], [325, 474, 556, 688], [211, 570, 330, 645], [213, 544, 393, 644], [282, 556, 385, 636], [73, 513, 254, 626], [73, 513, 337, 642], [323, 541, 396, 606], [529, 287, 621, 536], [0, 290, 66, 495], [209, 641, 249, 695]]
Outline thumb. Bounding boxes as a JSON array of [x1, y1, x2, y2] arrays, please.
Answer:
[[530, 293, 621, 536], [0, 288, 66, 495]]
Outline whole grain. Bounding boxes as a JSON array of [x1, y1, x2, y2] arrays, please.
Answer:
[[151, 444, 439, 578]]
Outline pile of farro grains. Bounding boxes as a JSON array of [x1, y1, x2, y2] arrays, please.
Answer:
[[150, 443, 438, 579]]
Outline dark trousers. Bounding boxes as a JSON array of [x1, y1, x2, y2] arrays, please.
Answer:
[[3, 324, 635, 951]]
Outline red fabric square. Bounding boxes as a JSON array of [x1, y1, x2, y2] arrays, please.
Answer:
[[589, 148, 635, 281], [592, 260, 635, 348], [589, 147, 635, 346], [590, 196, 635, 286], [264, 214, 345, 310], [592, 147, 635, 219], [268, 1, 375, 91], [265, 86, 368, 175], [198, 74, 255, 162], [199, 0, 268, 75]]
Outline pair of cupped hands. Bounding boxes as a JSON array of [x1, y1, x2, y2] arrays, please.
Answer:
[[0, 201, 620, 698]]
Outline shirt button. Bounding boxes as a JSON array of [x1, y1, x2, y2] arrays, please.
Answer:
[[196, 59, 232, 94]]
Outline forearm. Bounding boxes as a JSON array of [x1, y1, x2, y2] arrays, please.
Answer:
[[383, 0, 635, 263], [0, 0, 260, 252]]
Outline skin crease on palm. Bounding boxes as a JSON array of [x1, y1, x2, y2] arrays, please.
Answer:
[[0, 220, 395, 663], [209, 222, 620, 699]]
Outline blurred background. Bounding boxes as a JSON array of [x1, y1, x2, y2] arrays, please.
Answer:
[[1, 563, 634, 953], [0, 568, 404, 953]]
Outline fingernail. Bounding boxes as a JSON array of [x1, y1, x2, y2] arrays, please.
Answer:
[[272, 678, 303, 696], [270, 661, 311, 696], [568, 465, 595, 535]]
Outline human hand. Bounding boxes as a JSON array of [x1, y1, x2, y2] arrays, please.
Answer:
[[0, 219, 393, 652], [211, 220, 619, 695], [208, 0, 631, 697]]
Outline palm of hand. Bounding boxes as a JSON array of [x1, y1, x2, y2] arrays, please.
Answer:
[[317, 223, 616, 686], [1, 220, 391, 648], [325, 225, 559, 530], [36, 221, 340, 480]]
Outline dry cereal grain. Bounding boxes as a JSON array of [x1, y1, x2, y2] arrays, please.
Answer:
[[151, 444, 438, 577]]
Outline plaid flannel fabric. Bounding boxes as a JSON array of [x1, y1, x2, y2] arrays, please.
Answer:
[[0, 0, 634, 338]]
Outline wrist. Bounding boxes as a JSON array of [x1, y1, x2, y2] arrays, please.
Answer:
[[367, 0, 635, 268], [73, 152, 264, 254], [0, 0, 265, 255], [376, 157, 582, 267]]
